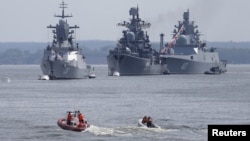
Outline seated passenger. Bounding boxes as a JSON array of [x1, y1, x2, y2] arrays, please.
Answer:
[[142, 116, 148, 124], [147, 116, 153, 127]]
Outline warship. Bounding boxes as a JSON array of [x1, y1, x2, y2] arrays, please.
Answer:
[[160, 10, 227, 74], [107, 7, 165, 76], [40, 2, 91, 79]]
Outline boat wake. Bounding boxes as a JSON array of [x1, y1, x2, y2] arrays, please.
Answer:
[[85, 125, 171, 136], [85, 125, 116, 136]]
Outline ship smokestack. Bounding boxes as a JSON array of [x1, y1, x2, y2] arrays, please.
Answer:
[[160, 33, 164, 52]]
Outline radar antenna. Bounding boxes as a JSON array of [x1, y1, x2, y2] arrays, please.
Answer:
[[54, 1, 72, 18], [117, 6, 151, 31]]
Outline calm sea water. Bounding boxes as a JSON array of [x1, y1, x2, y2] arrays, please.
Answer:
[[0, 64, 249, 141]]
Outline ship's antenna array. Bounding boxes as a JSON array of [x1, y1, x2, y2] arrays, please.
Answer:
[[54, 1, 72, 18]]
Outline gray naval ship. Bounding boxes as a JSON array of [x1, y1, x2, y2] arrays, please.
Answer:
[[107, 7, 164, 76], [40, 2, 90, 79], [160, 10, 227, 74]]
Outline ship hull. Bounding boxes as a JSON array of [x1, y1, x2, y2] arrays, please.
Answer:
[[40, 60, 89, 79], [161, 57, 227, 74], [107, 54, 164, 76]]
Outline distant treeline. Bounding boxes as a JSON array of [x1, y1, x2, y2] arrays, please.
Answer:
[[0, 40, 249, 64]]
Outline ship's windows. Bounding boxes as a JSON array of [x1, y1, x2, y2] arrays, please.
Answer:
[[190, 56, 193, 60]]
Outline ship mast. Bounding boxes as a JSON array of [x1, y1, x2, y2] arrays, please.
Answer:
[[117, 7, 151, 33], [54, 1, 72, 19]]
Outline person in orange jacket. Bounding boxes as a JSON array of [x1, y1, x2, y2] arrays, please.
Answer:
[[67, 112, 72, 125], [78, 111, 85, 123]]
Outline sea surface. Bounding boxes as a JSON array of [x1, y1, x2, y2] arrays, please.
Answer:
[[0, 64, 249, 141]]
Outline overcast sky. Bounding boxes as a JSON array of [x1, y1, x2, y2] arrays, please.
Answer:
[[0, 0, 249, 42]]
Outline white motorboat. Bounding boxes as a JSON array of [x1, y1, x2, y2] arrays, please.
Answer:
[[138, 119, 161, 129]]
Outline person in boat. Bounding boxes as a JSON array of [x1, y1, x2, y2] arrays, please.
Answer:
[[147, 116, 153, 127], [142, 116, 148, 124], [78, 111, 84, 123], [67, 112, 72, 126]]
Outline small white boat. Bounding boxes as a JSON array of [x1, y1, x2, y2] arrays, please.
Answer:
[[138, 119, 161, 129], [204, 66, 223, 75], [113, 71, 120, 76], [88, 73, 96, 79], [38, 75, 49, 80]]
